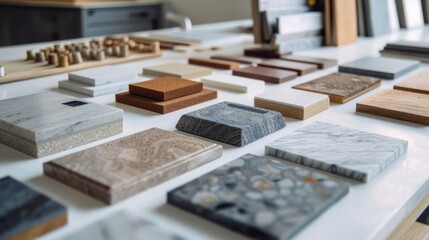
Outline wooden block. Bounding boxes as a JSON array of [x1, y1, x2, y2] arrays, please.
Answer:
[[201, 74, 265, 93], [281, 55, 338, 69], [244, 47, 292, 58], [233, 66, 297, 84], [129, 76, 203, 101], [211, 54, 262, 64], [143, 63, 212, 79], [332, 0, 358, 46], [116, 89, 217, 114], [258, 59, 318, 75], [356, 89, 429, 125], [188, 57, 239, 70], [394, 69, 429, 94]]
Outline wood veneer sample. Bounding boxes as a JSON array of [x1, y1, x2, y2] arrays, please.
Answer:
[[356, 89, 429, 125], [143, 63, 212, 79], [211, 54, 262, 64], [281, 55, 338, 69], [394, 69, 429, 94], [233, 66, 297, 84], [332, 0, 358, 46], [244, 47, 292, 58], [129, 76, 203, 101], [44, 128, 223, 205], [188, 57, 239, 70], [293, 72, 381, 103], [258, 59, 318, 75]]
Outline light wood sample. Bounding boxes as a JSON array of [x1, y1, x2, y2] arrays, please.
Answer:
[[143, 63, 212, 79], [394, 69, 429, 94], [331, 0, 358, 46]]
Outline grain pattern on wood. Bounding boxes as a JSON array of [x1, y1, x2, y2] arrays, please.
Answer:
[[188, 57, 240, 70], [394, 69, 429, 94]]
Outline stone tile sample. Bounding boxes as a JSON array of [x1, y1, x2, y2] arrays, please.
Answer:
[[189, 57, 240, 70], [129, 76, 203, 101], [59, 80, 130, 97], [357, 89, 429, 125], [0, 176, 67, 240], [143, 63, 212, 79], [201, 74, 265, 93], [292, 72, 381, 103], [233, 66, 297, 84], [0, 92, 123, 157], [244, 47, 292, 58], [68, 65, 137, 86], [211, 54, 262, 64], [281, 55, 338, 69], [168, 154, 349, 240], [176, 101, 286, 146], [338, 56, 420, 79], [255, 89, 329, 120], [394, 69, 429, 94], [44, 128, 223, 204], [258, 59, 318, 75], [266, 122, 408, 182]]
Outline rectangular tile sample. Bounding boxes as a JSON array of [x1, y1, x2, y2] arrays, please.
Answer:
[[201, 74, 265, 93], [58, 79, 130, 97], [293, 72, 381, 103], [338, 56, 420, 79], [357, 89, 429, 125], [362, 0, 391, 36], [143, 63, 212, 79], [0, 92, 123, 157], [176, 101, 286, 146], [0, 176, 67, 240], [244, 47, 291, 58], [168, 154, 349, 240], [44, 128, 223, 204], [233, 66, 297, 84], [69, 65, 137, 86], [394, 69, 429, 94], [281, 55, 338, 69], [189, 57, 240, 70], [211, 54, 262, 64], [258, 59, 318, 75], [266, 122, 408, 182], [255, 88, 329, 120]]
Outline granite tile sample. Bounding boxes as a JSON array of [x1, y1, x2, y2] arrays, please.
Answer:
[[266, 122, 408, 182], [338, 56, 420, 79], [0, 92, 123, 157], [0, 176, 67, 240], [176, 101, 286, 146], [59, 79, 130, 97], [394, 69, 429, 94], [168, 154, 349, 240], [211, 54, 262, 64], [44, 128, 223, 204], [189, 57, 240, 70], [201, 74, 265, 93], [281, 55, 338, 69], [233, 66, 297, 84], [143, 63, 212, 79], [69, 65, 137, 86], [292, 72, 381, 103], [258, 59, 318, 75], [244, 47, 292, 58]]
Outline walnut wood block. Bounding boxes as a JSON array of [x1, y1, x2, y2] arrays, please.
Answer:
[[233, 66, 297, 84], [357, 89, 429, 125], [210, 54, 262, 64], [143, 63, 212, 79], [394, 69, 429, 94], [258, 59, 318, 75], [188, 57, 240, 70], [244, 47, 292, 58], [116, 89, 217, 114], [129, 76, 203, 101], [281, 55, 338, 69]]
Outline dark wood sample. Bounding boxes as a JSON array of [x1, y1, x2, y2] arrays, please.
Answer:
[[394, 69, 429, 95], [233, 66, 297, 84], [281, 55, 338, 69], [210, 54, 262, 64], [244, 47, 292, 58], [188, 57, 240, 70], [258, 59, 318, 75]]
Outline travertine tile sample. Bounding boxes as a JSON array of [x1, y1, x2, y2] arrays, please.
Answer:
[[394, 69, 429, 94], [143, 63, 212, 79], [357, 89, 429, 125], [0, 176, 67, 240], [176, 101, 286, 146], [59, 79, 130, 97], [292, 72, 381, 103], [0, 92, 123, 157], [244, 47, 292, 58], [258, 59, 318, 75], [201, 74, 265, 93], [233, 66, 297, 84], [281, 55, 338, 69], [266, 122, 408, 182], [168, 154, 349, 240], [255, 88, 329, 120], [211, 54, 262, 64], [189, 57, 240, 70], [338, 56, 420, 79], [44, 128, 223, 204], [69, 65, 137, 86]]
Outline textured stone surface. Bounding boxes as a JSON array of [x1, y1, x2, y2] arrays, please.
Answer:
[[281, 55, 338, 69], [233, 66, 297, 84], [143, 63, 212, 79], [201, 74, 265, 93], [258, 59, 318, 75]]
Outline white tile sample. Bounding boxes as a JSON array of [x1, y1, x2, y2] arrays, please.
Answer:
[[201, 74, 265, 93], [68, 65, 137, 86], [402, 0, 425, 28], [278, 12, 323, 35], [255, 88, 328, 109], [59, 80, 131, 97]]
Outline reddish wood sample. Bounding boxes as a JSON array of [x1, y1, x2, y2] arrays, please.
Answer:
[[258, 59, 318, 75], [233, 66, 297, 84], [188, 57, 240, 70]]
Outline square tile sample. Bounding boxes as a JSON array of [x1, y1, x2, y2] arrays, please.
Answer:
[[281, 55, 338, 69], [143, 63, 212, 79], [211, 54, 262, 64], [258, 59, 318, 75], [68, 65, 137, 86], [292, 72, 381, 103], [0, 176, 67, 240], [338, 56, 420, 79], [168, 154, 349, 240], [176, 101, 286, 146], [394, 69, 429, 94], [233, 66, 297, 84], [357, 89, 429, 125], [255, 89, 329, 120], [59, 79, 130, 97], [189, 57, 240, 70], [266, 122, 408, 182], [201, 74, 265, 93], [0, 92, 123, 157], [44, 128, 223, 204]]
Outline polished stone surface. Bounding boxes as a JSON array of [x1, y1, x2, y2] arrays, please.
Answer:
[[59, 79, 131, 97], [68, 65, 137, 86]]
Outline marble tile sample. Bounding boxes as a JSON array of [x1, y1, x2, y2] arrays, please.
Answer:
[[233, 66, 297, 84], [44, 128, 223, 204], [266, 122, 408, 182], [338, 56, 420, 79], [292, 72, 381, 103], [143, 63, 212, 79], [394, 69, 429, 94], [210, 54, 262, 64], [189, 57, 240, 70], [176, 101, 286, 146], [168, 154, 349, 240], [281, 55, 338, 69], [357, 89, 429, 125], [255, 88, 329, 120], [0, 176, 67, 240], [69, 65, 137, 86], [244, 47, 292, 58], [258, 59, 318, 75], [0, 92, 123, 157], [59, 79, 130, 97], [201, 74, 265, 93]]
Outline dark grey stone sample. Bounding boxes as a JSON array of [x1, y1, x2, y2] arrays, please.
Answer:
[[176, 101, 286, 146]]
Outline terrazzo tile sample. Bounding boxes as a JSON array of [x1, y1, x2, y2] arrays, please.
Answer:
[[0, 176, 67, 240], [0, 92, 123, 157], [201, 74, 265, 93], [58, 79, 130, 97], [143, 63, 212, 79], [233, 66, 297, 84], [281, 55, 338, 69], [258, 59, 318, 75], [176, 101, 286, 146], [211, 54, 262, 64], [168, 154, 349, 240], [266, 122, 408, 182], [292, 72, 381, 103], [189, 57, 240, 70], [68, 65, 137, 86], [394, 69, 429, 94], [44, 128, 223, 204]]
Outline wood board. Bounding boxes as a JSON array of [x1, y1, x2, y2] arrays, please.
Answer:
[[394, 69, 429, 94]]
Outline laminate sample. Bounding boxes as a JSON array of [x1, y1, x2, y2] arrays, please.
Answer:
[[356, 89, 429, 125], [0, 176, 67, 240], [176, 101, 286, 146], [0, 92, 123, 157], [281, 55, 338, 69], [394, 69, 429, 94], [44, 128, 223, 204], [338, 56, 420, 79], [292, 72, 381, 103], [362, 0, 391, 36], [201, 74, 265, 93], [143, 63, 212, 79], [168, 154, 349, 240], [266, 122, 408, 182], [68, 65, 137, 86], [233, 66, 297, 84], [258, 59, 318, 75], [58, 80, 130, 97], [244, 47, 292, 58], [210, 54, 262, 64], [188, 57, 240, 70], [255, 89, 329, 120]]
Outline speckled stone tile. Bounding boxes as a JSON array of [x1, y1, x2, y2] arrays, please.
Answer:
[[168, 154, 349, 240]]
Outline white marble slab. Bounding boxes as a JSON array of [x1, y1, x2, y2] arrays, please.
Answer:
[[201, 74, 265, 93], [68, 65, 137, 86], [255, 88, 328, 109], [266, 122, 408, 182], [59, 80, 130, 97]]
